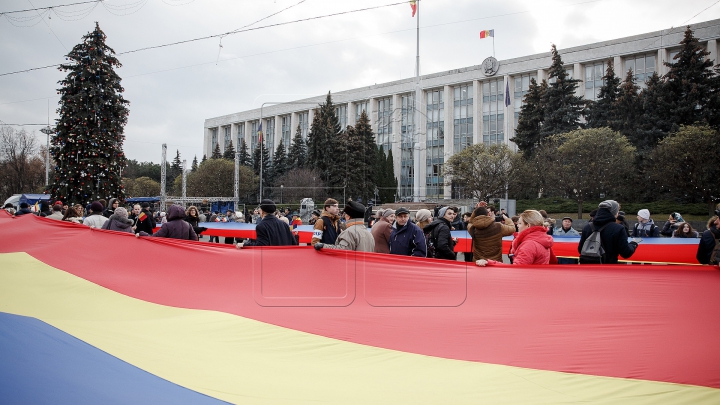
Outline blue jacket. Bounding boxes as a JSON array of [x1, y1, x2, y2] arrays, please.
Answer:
[[389, 221, 427, 257]]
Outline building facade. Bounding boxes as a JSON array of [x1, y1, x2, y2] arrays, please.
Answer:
[[204, 19, 720, 201]]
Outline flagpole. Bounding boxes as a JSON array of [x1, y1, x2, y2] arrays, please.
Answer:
[[413, 0, 421, 202], [493, 34, 495, 58]]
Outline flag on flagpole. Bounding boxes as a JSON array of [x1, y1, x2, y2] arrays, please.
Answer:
[[409, 0, 417, 17], [505, 80, 511, 107], [257, 122, 263, 143], [480, 29, 494, 39]]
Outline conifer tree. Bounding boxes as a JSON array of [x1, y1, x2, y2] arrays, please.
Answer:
[[613, 69, 641, 137], [512, 78, 547, 156], [664, 26, 714, 129], [49, 23, 129, 205], [211, 143, 222, 159], [307, 111, 324, 169], [633, 72, 671, 155], [170, 150, 182, 182], [540, 45, 586, 138], [270, 142, 289, 184], [238, 139, 251, 167], [355, 110, 377, 201], [288, 124, 307, 169], [223, 140, 235, 160], [586, 60, 621, 128], [191, 155, 198, 172], [306, 92, 341, 183], [201, 154, 207, 164]]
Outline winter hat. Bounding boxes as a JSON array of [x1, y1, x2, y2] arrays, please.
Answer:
[[395, 207, 410, 216], [324, 198, 338, 208], [4, 203, 13, 209], [438, 206, 449, 219], [561, 216, 573, 223], [260, 199, 276, 213], [598, 200, 620, 217], [382, 208, 396, 218], [344, 200, 366, 219], [19, 202, 29, 209], [114, 207, 128, 219], [637, 209, 650, 220], [141, 202, 150, 209], [90, 201, 104, 213], [375, 208, 385, 218], [672, 212, 684, 222], [415, 209, 432, 223], [312, 209, 321, 217], [54, 201, 63, 206], [160, 212, 166, 217]]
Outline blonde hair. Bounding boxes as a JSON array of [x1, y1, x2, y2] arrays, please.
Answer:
[[519, 210, 544, 227]]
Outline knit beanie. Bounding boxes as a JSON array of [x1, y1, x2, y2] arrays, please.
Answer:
[[415, 209, 431, 223], [382, 209, 395, 218], [344, 200, 366, 219], [375, 208, 385, 218], [598, 200, 619, 217], [90, 201, 104, 213], [438, 206, 449, 219], [637, 209, 650, 220], [114, 207, 128, 219]]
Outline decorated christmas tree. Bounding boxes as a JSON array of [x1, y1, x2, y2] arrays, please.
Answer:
[[49, 23, 129, 205]]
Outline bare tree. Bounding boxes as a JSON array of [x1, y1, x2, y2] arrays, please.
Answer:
[[274, 168, 326, 204], [0, 126, 45, 201], [444, 143, 514, 201]]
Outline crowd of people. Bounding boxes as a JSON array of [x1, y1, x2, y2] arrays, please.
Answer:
[[4, 197, 719, 267]]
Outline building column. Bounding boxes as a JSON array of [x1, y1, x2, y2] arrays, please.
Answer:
[[708, 39, 718, 67], [204, 127, 212, 158], [613, 56, 622, 75], [472, 80, 481, 146], [416, 88, 427, 201], [230, 123, 238, 151], [573, 63, 583, 97], [275, 115, 282, 153], [391, 94, 402, 192], [307, 109, 315, 139], [290, 112, 298, 137], [443, 85, 452, 200], [368, 97, 378, 135], [658, 48, 669, 75], [347, 101, 356, 127], [537, 69, 546, 82]]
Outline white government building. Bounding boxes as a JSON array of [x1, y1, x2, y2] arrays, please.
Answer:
[[204, 18, 720, 202]]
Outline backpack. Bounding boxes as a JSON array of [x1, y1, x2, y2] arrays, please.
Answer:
[[711, 237, 720, 265], [579, 223, 610, 264], [425, 227, 438, 258]]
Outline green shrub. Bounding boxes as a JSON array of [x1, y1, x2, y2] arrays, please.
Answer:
[[516, 198, 709, 216]]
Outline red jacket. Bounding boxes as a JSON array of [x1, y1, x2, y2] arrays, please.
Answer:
[[510, 226, 555, 265]]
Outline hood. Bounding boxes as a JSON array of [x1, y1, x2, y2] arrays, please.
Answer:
[[519, 226, 554, 249], [166, 205, 187, 221], [107, 198, 118, 209], [109, 213, 132, 225], [592, 208, 616, 227], [469, 214, 495, 230]]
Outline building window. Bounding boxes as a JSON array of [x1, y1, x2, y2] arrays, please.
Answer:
[[482, 79, 505, 145], [377, 97, 393, 152], [298, 112, 309, 140], [625, 53, 656, 88], [355, 101, 369, 122], [453, 84, 473, 154], [265, 117, 275, 157], [514, 73, 537, 128], [426, 89, 444, 198], [236, 123, 244, 149], [281, 115, 291, 149], [335, 104, 347, 130], [400, 93, 415, 199], [223, 126, 231, 152], [250, 121, 259, 151], [211, 128, 218, 153], [584, 61, 608, 101]]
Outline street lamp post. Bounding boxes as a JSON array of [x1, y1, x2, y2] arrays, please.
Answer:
[[280, 185, 283, 204], [40, 126, 53, 186]]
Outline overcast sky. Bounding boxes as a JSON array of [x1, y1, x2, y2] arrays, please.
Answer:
[[2, 0, 720, 164]]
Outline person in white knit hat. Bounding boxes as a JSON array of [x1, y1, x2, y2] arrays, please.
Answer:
[[633, 209, 660, 237]]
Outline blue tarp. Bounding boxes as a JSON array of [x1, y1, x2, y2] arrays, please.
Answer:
[[126, 197, 160, 204], [19, 194, 51, 205]]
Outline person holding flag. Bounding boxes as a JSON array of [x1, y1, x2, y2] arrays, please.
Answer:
[[134, 202, 156, 235]]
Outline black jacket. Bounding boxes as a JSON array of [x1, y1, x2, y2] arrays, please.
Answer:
[[244, 214, 297, 246], [423, 218, 457, 260], [134, 208, 156, 235], [696, 226, 719, 264], [578, 208, 637, 264]]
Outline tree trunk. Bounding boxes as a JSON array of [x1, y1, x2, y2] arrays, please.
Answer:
[[577, 198, 583, 220]]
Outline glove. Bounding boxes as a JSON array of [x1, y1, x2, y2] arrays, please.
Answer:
[[314, 243, 324, 251], [629, 241, 638, 249]]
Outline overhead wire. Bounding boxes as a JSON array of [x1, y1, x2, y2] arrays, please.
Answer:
[[0, 0, 101, 15]]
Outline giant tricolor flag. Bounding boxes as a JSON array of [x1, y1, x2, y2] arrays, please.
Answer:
[[1, 211, 719, 404], [480, 29, 494, 39]]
